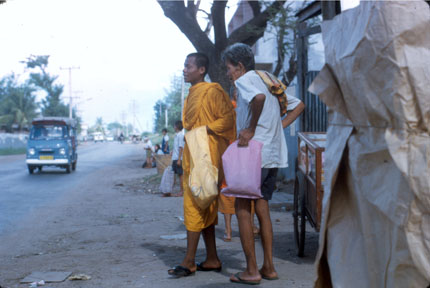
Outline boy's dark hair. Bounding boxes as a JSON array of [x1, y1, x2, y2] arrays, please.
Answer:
[[174, 120, 183, 131], [187, 52, 209, 76], [162, 128, 168, 133]]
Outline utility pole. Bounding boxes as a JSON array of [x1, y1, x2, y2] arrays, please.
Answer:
[[60, 66, 80, 119]]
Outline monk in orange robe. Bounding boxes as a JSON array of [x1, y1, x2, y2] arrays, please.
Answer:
[[168, 52, 236, 278]]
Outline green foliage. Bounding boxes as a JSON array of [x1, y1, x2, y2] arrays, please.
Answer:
[[0, 73, 39, 131], [107, 121, 124, 136], [0, 147, 27, 156], [153, 75, 188, 133], [0, 55, 83, 133], [24, 55, 69, 118]]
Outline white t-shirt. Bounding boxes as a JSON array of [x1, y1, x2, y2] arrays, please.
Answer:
[[143, 140, 153, 152], [235, 70, 302, 168], [172, 130, 185, 160]]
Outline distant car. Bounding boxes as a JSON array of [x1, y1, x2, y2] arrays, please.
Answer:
[[105, 135, 114, 141], [93, 132, 104, 142], [26, 117, 78, 174]]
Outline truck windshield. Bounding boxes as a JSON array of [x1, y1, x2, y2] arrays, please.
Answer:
[[30, 125, 68, 140]]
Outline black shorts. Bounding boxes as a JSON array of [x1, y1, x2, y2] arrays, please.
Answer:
[[261, 168, 278, 201], [172, 160, 183, 176]]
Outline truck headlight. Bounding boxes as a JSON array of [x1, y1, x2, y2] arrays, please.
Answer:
[[59, 148, 66, 155], [28, 148, 35, 155]]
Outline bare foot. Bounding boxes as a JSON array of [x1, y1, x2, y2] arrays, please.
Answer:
[[259, 267, 278, 280], [230, 271, 261, 284]]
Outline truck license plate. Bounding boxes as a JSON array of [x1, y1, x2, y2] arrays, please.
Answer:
[[39, 155, 54, 160]]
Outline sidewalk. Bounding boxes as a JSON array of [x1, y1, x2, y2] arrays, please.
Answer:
[[0, 155, 318, 288]]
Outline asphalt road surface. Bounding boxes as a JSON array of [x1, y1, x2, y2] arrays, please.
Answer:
[[0, 141, 140, 235]]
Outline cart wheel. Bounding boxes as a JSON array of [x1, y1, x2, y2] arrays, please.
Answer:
[[293, 171, 306, 257]]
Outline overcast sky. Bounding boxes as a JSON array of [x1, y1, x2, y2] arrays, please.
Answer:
[[0, 0, 239, 132]]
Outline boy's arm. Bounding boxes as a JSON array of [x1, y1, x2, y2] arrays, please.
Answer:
[[238, 93, 265, 147]]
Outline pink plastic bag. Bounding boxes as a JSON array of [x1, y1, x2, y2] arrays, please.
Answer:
[[221, 140, 263, 199]]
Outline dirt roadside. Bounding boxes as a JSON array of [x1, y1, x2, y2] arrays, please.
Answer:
[[0, 151, 318, 288]]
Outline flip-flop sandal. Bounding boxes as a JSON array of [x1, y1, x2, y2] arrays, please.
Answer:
[[196, 262, 222, 272], [262, 275, 279, 280], [167, 265, 195, 278], [230, 272, 260, 285]]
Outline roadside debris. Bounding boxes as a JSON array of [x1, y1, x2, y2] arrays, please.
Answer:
[[175, 215, 184, 222], [29, 280, 45, 288], [68, 274, 91, 281], [21, 272, 72, 284]]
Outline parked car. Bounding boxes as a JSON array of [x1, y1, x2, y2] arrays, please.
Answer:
[[26, 117, 78, 174], [105, 135, 114, 141]]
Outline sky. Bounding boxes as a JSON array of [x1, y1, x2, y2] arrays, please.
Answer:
[[0, 0, 238, 132]]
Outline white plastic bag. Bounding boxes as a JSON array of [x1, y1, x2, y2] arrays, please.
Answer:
[[159, 166, 174, 193]]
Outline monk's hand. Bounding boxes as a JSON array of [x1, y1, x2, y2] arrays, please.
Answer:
[[238, 128, 254, 147], [206, 126, 215, 135]]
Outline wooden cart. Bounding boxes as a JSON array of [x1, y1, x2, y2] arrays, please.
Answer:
[[294, 132, 326, 257]]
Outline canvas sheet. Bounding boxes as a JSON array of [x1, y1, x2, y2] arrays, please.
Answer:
[[308, 1, 430, 287]]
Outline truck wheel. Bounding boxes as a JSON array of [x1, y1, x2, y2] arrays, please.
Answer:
[[28, 165, 35, 174], [66, 163, 71, 173]]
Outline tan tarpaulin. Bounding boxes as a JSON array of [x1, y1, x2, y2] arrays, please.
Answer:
[[309, 1, 430, 287]]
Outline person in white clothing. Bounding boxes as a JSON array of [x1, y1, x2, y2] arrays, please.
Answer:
[[143, 137, 153, 168], [161, 128, 170, 154], [165, 120, 185, 197], [222, 43, 304, 285]]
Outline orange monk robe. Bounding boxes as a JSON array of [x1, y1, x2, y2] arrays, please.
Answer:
[[182, 82, 236, 232], [219, 99, 237, 215]]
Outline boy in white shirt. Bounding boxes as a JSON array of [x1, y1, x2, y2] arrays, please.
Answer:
[[170, 120, 185, 197], [222, 43, 304, 285]]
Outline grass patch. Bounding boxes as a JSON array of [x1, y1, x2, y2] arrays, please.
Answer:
[[0, 147, 26, 155]]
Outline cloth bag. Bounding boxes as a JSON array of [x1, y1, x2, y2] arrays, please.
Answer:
[[221, 140, 263, 199], [159, 166, 174, 194], [185, 126, 219, 209]]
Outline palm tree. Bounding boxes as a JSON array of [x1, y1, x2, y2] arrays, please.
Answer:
[[0, 75, 39, 131]]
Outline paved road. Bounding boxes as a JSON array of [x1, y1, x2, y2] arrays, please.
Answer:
[[0, 142, 142, 235]]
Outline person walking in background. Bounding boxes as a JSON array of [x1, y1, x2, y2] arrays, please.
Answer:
[[167, 52, 236, 278], [164, 120, 185, 197], [161, 128, 170, 154], [222, 43, 304, 285]]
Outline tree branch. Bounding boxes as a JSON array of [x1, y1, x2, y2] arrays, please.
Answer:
[[158, 1, 215, 54], [247, 1, 261, 16], [227, 0, 286, 47]]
